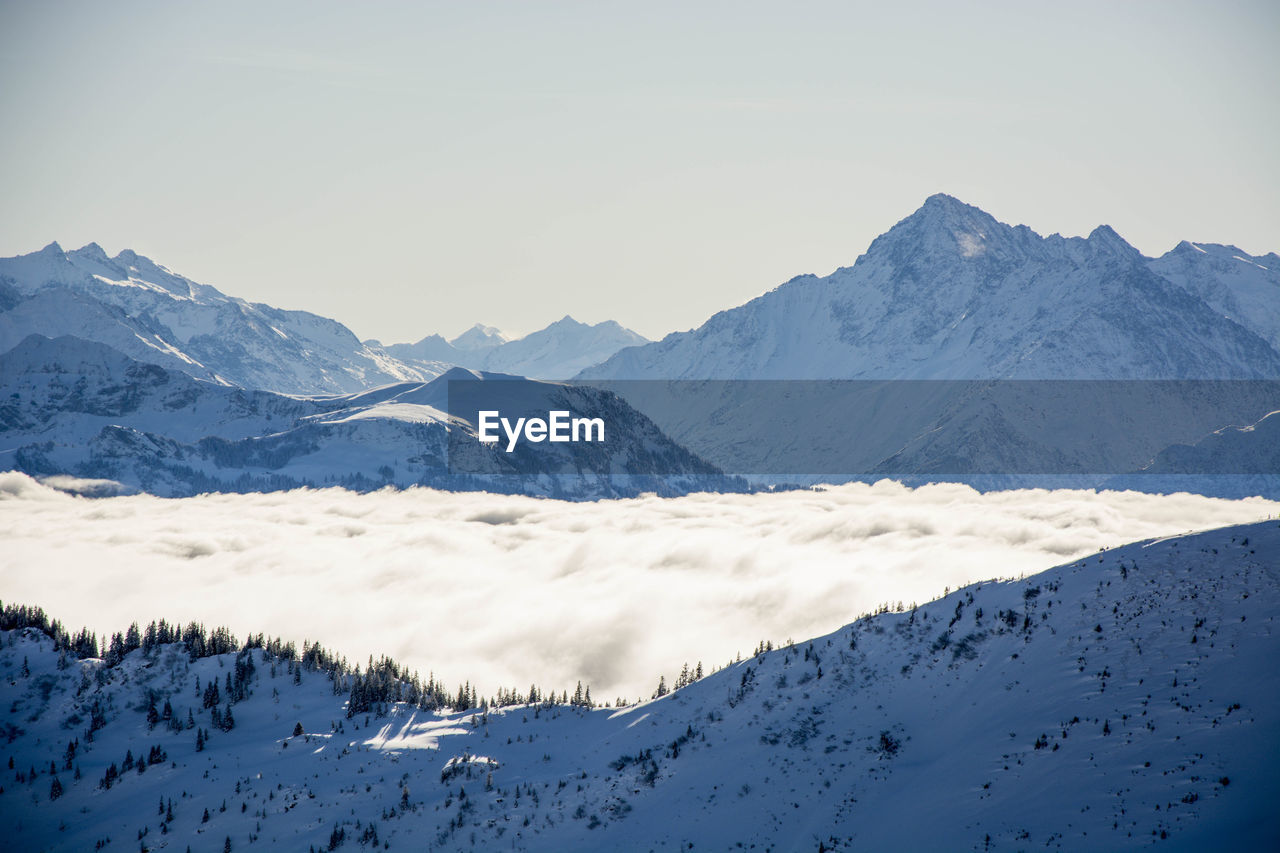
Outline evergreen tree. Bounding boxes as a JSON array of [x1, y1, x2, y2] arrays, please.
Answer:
[[203, 680, 221, 709]]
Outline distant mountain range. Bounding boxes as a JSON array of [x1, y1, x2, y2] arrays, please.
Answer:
[[580, 194, 1280, 381], [2, 193, 1276, 495], [574, 195, 1280, 489], [375, 316, 649, 380], [0, 242, 440, 395], [0, 334, 730, 498], [0, 243, 649, 394]]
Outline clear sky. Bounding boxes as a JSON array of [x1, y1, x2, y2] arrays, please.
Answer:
[[2, 1, 1277, 343]]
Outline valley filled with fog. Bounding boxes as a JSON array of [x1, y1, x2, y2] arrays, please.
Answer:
[[5, 471, 1274, 702]]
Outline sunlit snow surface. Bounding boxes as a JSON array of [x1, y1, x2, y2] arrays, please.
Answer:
[[3, 516, 1278, 852], [2, 472, 1275, 700]]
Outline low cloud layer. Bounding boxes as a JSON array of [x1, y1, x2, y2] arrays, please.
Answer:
[[2, 473, 1276, 702]]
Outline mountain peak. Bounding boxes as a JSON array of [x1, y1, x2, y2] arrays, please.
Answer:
[[866, 194, 1006, 261], [451, 324, 508, 351], [918, 193, 993, 221], [1170, 240, 1208, 256], [1086, 224, 1139, 258], [896, 192, 993, 230], [38, 241, 64, 256], [921, 192, 968, 210], [433, 365, 486, 382], [72, 242, 109, 262]]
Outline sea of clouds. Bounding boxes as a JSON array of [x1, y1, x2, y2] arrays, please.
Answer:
[[2, 472, 1276, 702]]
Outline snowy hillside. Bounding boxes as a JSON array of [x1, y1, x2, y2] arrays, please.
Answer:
[[0, 335, 730, 498], [1140, 409, 1280, 476], [1096, 409, 1280, 498], [0, 243, 444, 394], [3, 519, 1277, 851], [580, 194, 1280, 381], [383, 316, 648, 380]]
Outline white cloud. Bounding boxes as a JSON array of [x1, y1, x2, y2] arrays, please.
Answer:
[[1, 472, 1275, 702]]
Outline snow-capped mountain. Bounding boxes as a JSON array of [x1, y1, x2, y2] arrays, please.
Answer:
[[4, 519, 1276, 851], [0, 242, 445, 395], [569, 196, 1280, 489], [0, 334, 730, 498], [450, 323, 509, 352], [1149, 241, 1280, 353], [580, 194, 1280, 381], [372, 333, 463, 365], [480, 316, 648, 379], [3, 197, 1275, 495], [382, 316, 648, 380]]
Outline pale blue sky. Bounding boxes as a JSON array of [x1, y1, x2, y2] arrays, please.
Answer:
[[2, 1, 1277, 342]]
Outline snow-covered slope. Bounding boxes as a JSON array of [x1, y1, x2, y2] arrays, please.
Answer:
[[3, 519, 1277, 851], [1149, 242, 1280, 353], [1096, 409, 1280, 498], [580, 195, 1280, 380], [0, 243, 444, 394], [0, 335, 730, 498], [0, 334, 326, 444], [384, 316, 648, 380], [1140, 409, 1280, 476]]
